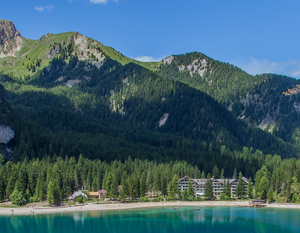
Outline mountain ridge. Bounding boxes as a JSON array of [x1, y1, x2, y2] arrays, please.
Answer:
[[0, 19, 299, 170]]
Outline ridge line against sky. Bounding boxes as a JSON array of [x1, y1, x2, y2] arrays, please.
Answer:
[[3, 0, 300, 78]]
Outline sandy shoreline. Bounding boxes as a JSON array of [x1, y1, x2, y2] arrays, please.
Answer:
[[0, 201, 299, 216]]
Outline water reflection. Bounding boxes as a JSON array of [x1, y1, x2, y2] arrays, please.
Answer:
[[1, 207, 300, 233]]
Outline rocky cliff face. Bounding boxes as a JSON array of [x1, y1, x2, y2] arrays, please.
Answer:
[[0, 125, 14, 143], [0, 20, 23, 58]]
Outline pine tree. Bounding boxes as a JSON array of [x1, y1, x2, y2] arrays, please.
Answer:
[[105, 172, 113, 199], [0, 171, 4, 201], [212, 166, 220, 178], [146, 169, 153, 196], [119, 178, 128, 201], [111, 174, 119, 199], [182, 189, 188, 200], [247, 177, 253, 199], [47, 180, 61, 205], [132, 171, 140, 199], [9, 190, 26, 205], [201, 171, 206, 179], [160, 174, 167, 198], [257, 176, 270, 200], [291, 193, 298, 203], [233, 169, 237, 179], [267, 186, 274, 202], [47, 181, 55, 205], [35, 171, 46, 201], [126, 176, 132, 200], [235, 172, 246, 198], [285, 182, 292, 202], [153, 170, 161, 195], [139, 172, 147, 197], [6, 175, 17, 198], [204, 173, 213, 199], [187, 180, 194, 198], [169, 174, 179, 199], [223, 179, 231, 197], [18, 166, 28, 194], [220, 169, 225, 179]]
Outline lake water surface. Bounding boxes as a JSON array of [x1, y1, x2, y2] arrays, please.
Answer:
[[2, 206, 300, 233]]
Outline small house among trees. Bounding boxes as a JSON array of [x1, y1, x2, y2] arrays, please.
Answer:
[[68, 190, 87, 201]]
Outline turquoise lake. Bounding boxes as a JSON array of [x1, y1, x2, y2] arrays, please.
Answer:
[[2, 206, 300, 233]]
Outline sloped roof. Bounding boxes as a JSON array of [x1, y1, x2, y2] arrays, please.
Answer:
[[68, 190, 87, 199], [98, 190, 106, 195], [216, 179, 237, 185], [88, 192, 99, 196], [192, 179, 206, 185], [178, 176, 250, 185], [178, 175, 192, 182]]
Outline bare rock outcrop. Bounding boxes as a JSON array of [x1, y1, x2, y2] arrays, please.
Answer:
[[0, 125, 14, 144], [178, 59, 208, 77], [163, 56, 174, 65], [159, 113, 169, 127], [0, 20, 23, 58], [73, 33, 106, 64], [44, 43, 61, 59]]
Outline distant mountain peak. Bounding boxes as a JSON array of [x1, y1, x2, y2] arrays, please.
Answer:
[[0, 19, 23, 58]]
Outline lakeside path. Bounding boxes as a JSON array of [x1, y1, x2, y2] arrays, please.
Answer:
[[1, 201, 300, 216]]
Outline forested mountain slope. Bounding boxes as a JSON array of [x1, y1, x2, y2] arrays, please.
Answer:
[[0, 20, 299, 179], [156, 52, 300, 148], [157, 52, 264, 105]]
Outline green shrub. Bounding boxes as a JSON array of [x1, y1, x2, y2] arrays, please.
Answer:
[[9, 190, 27, 206], [196, 196, 203, 201], [77, 195, 83, 203], [166, 196, 172, 202], [140, 196, 150, 202], [220, 193, 229, 201]]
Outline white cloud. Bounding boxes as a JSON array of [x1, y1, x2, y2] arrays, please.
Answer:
[[289, 69, 300, 77], [134, 56, 164, 62], [34, 6, 44, 12], [45, 5, 54, 11], [232, 57, 300, 79], [34, 5, 54, 12], [89, 0, 117, 4]]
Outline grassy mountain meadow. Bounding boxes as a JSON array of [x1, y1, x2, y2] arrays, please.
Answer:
[[0, 19, 300, 178]]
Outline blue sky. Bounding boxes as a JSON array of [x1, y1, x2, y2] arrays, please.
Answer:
[[2, 0, 300, 78]]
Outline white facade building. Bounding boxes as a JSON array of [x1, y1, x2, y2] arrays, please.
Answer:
[[178, 176, 249, 197]]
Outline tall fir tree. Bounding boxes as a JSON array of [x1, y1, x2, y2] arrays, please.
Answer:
[[223, 179, 231, 197], [111, 174, 119, 199], [47, 180, 61, 205], [146, 168, 153, 196], [235, 172, 246, 198], [169, 174, 179, 199], [212, 166, 220, 178], [233, 169, 237, 179], [139, 172, 147, 197], [160, 174, 167, 198], [105, 172, 113, 199], [220, 169, 225, 179], [187, 179, 194, 198], [247, 177, 253, 199], [204, 173, 213, 199], [201, 171, 206, 179]]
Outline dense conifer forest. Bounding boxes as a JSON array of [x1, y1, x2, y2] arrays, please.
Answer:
[[1, 23, 300, 205]]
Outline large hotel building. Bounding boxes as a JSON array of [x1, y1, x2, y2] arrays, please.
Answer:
[[178, 175, 250, 197]]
